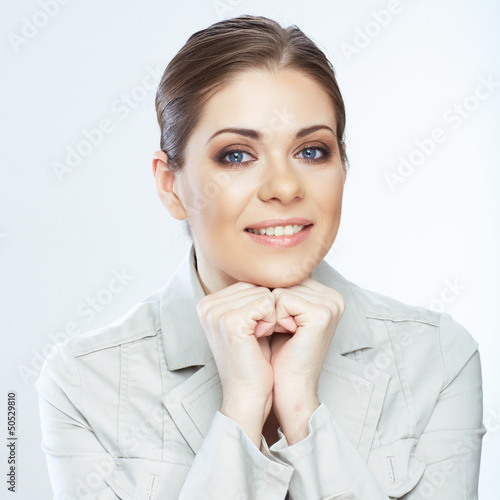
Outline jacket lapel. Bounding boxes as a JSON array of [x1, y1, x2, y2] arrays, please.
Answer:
[[161, 244, 389, 457], [163, 359, 222, 454], [319, 351, 389, 462]]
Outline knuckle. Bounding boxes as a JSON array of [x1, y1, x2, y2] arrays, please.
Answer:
[[196, 295, 212, 316], [220, 313, 242, 333], [196, 300, 206, 317], [330, 291, 346, 314], [332, 297, 346, 316], [339, 300, 346, 315], [205, 306, 219, 325], [256, 294, 274, 310], [317, 305, 332, 323]]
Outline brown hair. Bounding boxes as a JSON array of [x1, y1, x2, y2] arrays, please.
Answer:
[[155, 14, 348, 241]]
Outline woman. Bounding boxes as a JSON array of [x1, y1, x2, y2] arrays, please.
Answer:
[[37, 14, 485, 499]]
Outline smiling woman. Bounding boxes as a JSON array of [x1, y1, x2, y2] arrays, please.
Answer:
[[36, 14, 484, 500], [154, 66, 346, 293]]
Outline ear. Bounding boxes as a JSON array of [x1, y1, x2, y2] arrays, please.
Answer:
[[152, 150, 188, 221]]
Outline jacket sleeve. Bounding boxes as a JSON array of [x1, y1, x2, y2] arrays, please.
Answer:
[[262, 312, 485, 500], [36, 342, 122, 500], [399, 313, 485, 499], [37, 341, 295, 500], [262, 403, 390, 500], [178, 411, 293, 500]]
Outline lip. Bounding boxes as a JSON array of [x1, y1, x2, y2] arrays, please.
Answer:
[[245, 218, 314, 230], [244, 223, 313, 248]]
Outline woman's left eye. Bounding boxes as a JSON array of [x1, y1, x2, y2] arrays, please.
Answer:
[[296, 146, 328, 161]]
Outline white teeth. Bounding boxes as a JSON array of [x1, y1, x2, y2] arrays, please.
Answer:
[[247, 224, 306, 236]]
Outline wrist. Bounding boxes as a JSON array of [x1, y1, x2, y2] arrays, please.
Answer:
[[273, 378, 318, 411], [220, 396, 269, 421], [220, 395, 271, 449], [273, 389, 320, 446]]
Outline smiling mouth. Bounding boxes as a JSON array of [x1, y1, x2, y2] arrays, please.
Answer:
[[244, 224, 313, 236]]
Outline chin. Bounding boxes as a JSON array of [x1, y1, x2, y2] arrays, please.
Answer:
[[243, 272, 308, 290], [232, 252, 320, 289]]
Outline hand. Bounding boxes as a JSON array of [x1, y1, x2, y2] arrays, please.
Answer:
[[268, 278, 346, 444], [196, 282, 280, 447]]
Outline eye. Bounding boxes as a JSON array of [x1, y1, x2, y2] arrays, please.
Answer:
[[296, 146, 330, 162], [224, 150, 252, 163], [216, 148, 255, 167]]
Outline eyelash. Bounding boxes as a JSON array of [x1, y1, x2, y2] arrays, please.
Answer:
[[215, 143, 333, 168]]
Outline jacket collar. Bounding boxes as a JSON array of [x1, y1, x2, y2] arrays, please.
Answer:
[[160, 243, 376, 371]]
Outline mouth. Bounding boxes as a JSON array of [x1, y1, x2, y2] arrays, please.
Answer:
[[244, 223, 314, 248], [244, 224, 313, 236]]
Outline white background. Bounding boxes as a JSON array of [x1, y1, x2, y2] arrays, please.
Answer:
[[1, 0, 499, 498]]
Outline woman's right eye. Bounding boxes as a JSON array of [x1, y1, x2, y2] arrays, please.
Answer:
[[218, 149, 254, 167]]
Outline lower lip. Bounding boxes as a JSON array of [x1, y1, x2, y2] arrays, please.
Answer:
[[244, 225, 313, 248]]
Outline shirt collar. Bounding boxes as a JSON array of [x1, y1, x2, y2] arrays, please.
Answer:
[[160, 243, 376, 371]]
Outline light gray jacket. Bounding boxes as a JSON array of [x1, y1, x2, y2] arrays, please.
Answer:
[[37, 243, 485, 499]]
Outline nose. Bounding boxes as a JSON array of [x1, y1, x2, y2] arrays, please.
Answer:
[[258, 155, 305, 204]]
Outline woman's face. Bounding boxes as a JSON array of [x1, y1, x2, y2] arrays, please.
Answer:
[[155, 69, 347, 295]]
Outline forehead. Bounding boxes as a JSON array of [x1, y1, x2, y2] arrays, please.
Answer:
[[192, 69, 337, 142]]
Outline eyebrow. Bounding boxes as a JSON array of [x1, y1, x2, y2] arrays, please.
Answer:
[[206, 124, 336, 145]]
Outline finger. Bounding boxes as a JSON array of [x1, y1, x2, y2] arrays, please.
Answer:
[[273, 286, 342, 311], [286, 277, 337, 294], [276, 315, 298, 333], [273, 324, 294, 334], [273, 291, 311, 330], [255, 319, 295, 338], [204, 286, 270, 309], [252, 296, 279, 338], [273, 286, 318, 302], [254, 319, 276, 338], [198, 281, 261, 304], [296, 277, 326, 288], [197, 287, 271, 317], [234, 295, 278, 337]]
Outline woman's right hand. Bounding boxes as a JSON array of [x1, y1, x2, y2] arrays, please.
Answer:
[[196, 282, 278, 448]]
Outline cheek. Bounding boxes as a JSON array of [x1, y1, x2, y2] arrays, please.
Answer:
[[191, 180, 248, 236], [184, 171, 232, 220], [213, 176, 252, 218], [315, 172, 345, 213]]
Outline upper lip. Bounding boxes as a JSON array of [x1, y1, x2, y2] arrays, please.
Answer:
[[245, 218, 314, 230]]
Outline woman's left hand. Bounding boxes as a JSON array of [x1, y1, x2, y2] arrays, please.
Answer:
[[267, 277, 346, 444]]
